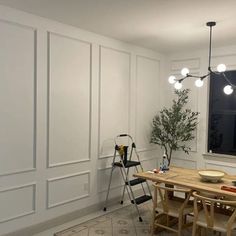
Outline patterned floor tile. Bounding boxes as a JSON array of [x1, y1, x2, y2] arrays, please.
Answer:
[[112, 217, 134, 228], [71, 228, 89, 236], [113, 226, 136, 236], [88, 226, 112, 236], [132, 216, 151, 227], [54, 201, 197, 236], [135, 226, 151, 236]]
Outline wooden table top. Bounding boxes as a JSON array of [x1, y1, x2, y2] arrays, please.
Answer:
[[134, 166, 236, 198]]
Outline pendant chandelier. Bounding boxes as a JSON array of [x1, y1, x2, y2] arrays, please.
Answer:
[[168, 21, 234, 95]]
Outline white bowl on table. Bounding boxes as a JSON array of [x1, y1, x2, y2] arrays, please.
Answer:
[[198, 170, 225, 183]]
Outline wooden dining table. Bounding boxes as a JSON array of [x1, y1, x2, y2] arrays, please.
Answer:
[[134, 166, 236, 198]]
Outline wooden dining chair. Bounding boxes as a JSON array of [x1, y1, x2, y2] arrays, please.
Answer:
[[151, 183, 193, 236], [192, 191, 236, 236]]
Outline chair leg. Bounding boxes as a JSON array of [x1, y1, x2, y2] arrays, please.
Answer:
[[192, 221, 197, 236], [151, 215, 155, 236], [178, 216, 183, 236], [183, 215, 187, 224], [226, 231, 231, 236], [198, 226, 201, 236]]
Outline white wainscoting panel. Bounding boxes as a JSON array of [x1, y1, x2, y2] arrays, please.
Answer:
[[99, 47, 131, 158], [141, 158, 158, 171], [0, 20, 36, 175], [136, 56, 160, 151], [212, 54, 236, 68], [205, 162, 236, 175], [97, 167, 123, 193], [171, 58, 200, 71], [47, 32, 91, 167], [47, 171, 90, 208], [171, 157, 197, 169], [0, 183, 36, 223]]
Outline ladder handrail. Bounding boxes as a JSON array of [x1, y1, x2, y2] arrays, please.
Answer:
[[103, 134, 153, 222]]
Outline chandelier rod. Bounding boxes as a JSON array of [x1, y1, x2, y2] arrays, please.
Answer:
[[208, 24, 213, 69], [206, 21, 216, 72]]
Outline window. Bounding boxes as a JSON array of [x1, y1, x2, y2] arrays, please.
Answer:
[[208, 70, 236, 155]]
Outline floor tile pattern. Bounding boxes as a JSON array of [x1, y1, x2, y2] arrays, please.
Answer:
[[54, 202, 194, 236]]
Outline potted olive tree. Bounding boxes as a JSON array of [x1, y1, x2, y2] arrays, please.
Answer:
[[150, 89, 199, 166]]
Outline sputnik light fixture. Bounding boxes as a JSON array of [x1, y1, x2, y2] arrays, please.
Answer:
[[168, 21, 235, 95]]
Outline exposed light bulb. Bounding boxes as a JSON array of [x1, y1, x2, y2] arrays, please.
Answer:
[[223, 85, 233, 95], [174, 81, 182, 90], [168, 75, 176, 84], [217, 64, 226, 72], [181, 67, 189, 76], [195, 79, 204, 88]]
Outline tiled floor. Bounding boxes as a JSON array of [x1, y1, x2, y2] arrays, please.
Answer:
[[53, 202, 193, 236], [34, 201, 236, 236]]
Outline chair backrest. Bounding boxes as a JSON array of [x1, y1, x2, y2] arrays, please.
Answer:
[[153, 183, 192, 214], [192, 191, 236, 229]]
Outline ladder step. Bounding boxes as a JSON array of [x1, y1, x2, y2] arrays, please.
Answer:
[[131, 195, 152, 205], [126, 178, 146, 186], [113, 160, 140, 168]]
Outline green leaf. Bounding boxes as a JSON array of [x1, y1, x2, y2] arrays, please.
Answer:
[[150, 89, 199, 164]]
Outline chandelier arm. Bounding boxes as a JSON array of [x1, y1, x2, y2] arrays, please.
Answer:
[[179, 74, 209, 82], [200, 72, 211, 80], [186, 74, 201, 79], [222, 73, 236, 89]]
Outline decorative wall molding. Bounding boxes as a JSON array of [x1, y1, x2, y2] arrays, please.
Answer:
[[46, 31, 92, 168], [205, 161, 236, 174], [136, 147, 157, 153], [0, 183, 36, 223], [97, 166, 123, 193], [135, 55, 160, 152], [47, 171, 90, 209], [212, 53, 236, 67], [98, 45, 131, 159], [171, 157, 197, 169], [0, 18, 37, 31], [0, 5, 164, 235], [0, 19, 37, 176], [171, 58, 200, 71]]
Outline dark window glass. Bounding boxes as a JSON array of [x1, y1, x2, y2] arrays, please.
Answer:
[[208, 71, 236, 155]]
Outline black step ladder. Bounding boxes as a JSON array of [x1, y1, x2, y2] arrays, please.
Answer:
[[103, 134, 152, 222]]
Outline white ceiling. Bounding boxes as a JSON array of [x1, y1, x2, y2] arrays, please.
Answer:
[[0, 0, 236, 53]]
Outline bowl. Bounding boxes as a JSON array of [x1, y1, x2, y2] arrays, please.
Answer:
[[198, 170, 225, 183]]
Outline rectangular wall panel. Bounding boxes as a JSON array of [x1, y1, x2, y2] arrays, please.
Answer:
[[47, 172, 90, 208], [136, 56, 160, 150], [171, 158, 196, 169], [0, 20, 36, 175], [205, 162, 236, 175], [97, 167, 123, 193], [48, 33, 91, 167], [99, 47, 131, 158], [171, 58, 200, 71], [212, 54, 236, 68], [0, 183, 36, 223], [141, 158, 158, 171]]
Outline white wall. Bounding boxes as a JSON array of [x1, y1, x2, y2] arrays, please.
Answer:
[[162, 45, 236, 172], [0, 5, 164, 235]]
